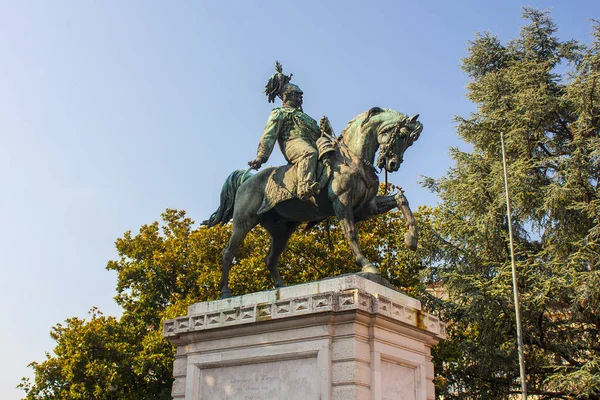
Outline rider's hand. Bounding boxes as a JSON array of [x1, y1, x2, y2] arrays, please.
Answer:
[[320, 115, 333, 137], [248, 157, 263, 170]]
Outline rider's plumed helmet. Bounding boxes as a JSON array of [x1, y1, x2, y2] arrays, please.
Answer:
[[264, 61, 301, 103]]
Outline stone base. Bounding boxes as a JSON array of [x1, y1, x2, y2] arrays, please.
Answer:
[[163, 275, 445, 400]]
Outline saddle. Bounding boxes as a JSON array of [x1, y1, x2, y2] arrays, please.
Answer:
[[258, 160, 332, 214]]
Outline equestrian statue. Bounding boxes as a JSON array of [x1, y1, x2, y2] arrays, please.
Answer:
[[203, 62, 423, 299]]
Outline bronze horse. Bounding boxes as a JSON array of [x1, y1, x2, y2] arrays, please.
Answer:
[[204, 107, 422, 298]]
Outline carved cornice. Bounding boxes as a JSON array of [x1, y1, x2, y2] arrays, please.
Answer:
[[164, 287, 446, 341]]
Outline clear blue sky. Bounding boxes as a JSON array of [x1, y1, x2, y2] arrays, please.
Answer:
[[1, 1, 597, 398]]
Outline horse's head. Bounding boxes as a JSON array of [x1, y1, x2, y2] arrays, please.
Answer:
[[364, 108, 422, 172]]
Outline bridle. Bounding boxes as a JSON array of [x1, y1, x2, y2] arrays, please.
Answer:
[[376, 118, 422, 193]]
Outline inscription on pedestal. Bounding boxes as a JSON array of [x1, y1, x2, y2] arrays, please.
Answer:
[[382, 360, 417, 400], [199, 357, 318, 400]]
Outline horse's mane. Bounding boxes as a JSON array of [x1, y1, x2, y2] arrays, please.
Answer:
[[339, 111, 367, 138], [339, 108, 407, 139]]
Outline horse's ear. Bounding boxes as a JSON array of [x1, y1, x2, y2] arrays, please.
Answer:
[[408, 114, 420, 123], [362, 107, 384, 126]]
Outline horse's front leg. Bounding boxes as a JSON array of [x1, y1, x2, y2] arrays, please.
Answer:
[[354, 189, 418, 251], [354, 194, 397, 222], [332, 193, 379, 274], [395, 189, 418, 250]]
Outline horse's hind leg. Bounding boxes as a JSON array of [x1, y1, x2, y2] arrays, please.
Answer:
[[219, 218, 256, 299], [262, 220, 300, 288]]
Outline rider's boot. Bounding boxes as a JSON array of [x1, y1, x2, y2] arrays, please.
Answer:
[[296, 150, 320, 203]]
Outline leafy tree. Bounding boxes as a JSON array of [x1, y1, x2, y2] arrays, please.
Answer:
[[424, 9, 600, 399], [18, 308, 171, 400], [21, 194, 435, 399]]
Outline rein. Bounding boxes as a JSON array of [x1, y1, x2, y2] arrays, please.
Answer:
[[336, 138, 378, 172], [377, 122, 403, 195], [333, 137, 379, 198]]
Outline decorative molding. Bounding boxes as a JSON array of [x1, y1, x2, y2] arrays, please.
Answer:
[[164, 288, 446, 340]]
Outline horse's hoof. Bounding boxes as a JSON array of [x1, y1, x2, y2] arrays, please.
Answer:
[[274, 283, 286, 289], [220, 289, 232, 299], [361, 264, 380, 275]]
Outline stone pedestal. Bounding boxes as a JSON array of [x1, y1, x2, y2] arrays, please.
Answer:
[[163, 275, 445, 400]]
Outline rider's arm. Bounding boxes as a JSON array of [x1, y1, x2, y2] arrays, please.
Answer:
[[255, 108, 282, 163]]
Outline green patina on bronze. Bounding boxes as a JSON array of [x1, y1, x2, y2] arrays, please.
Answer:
[[249, 62, 322, 201], [203, 62, 423, 299]]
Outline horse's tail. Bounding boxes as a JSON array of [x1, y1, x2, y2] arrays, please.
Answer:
[[201, 169, 253, 227]]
